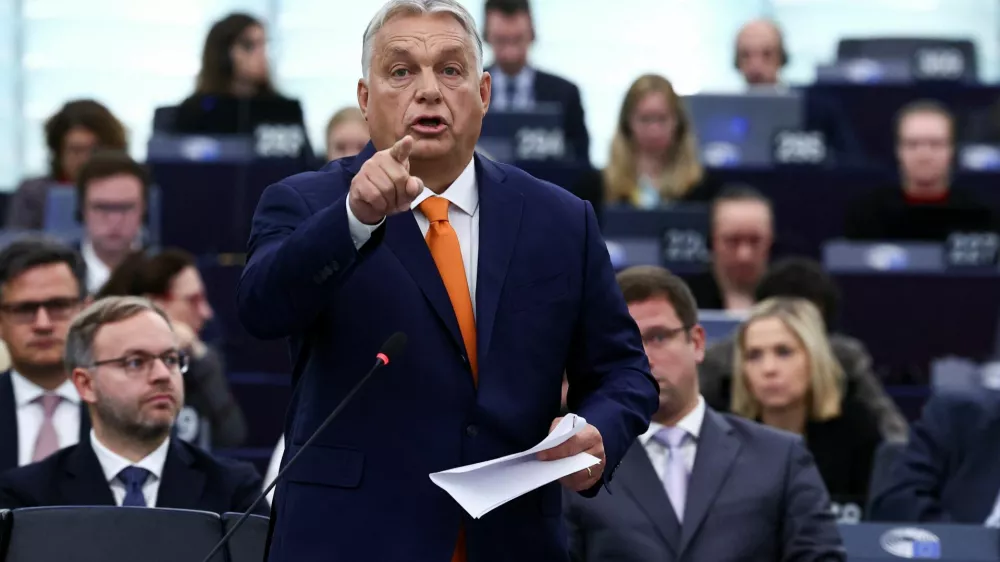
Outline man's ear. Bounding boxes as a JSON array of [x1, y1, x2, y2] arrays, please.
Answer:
[[480, 71, 492, 113], [358, 79, 370, 119], [71, 367, 96, 405]]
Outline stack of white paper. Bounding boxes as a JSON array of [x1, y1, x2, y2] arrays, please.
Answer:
[[429, 414, 601, 519]]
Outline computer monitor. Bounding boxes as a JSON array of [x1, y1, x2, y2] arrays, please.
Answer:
[[684, 91, 804, 167]]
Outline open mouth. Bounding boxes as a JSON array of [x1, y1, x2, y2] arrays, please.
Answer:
[[412, 117, 447, 134]]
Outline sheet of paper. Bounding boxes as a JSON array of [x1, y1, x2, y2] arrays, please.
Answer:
[[429, 414, 601, 519]]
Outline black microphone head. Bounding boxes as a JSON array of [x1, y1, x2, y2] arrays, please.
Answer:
[[379, 332, 407, 363]]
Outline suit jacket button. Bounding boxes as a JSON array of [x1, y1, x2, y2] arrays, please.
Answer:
[[466, 425, 478, 437]]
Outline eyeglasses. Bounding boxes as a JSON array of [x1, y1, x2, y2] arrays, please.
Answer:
[[90, 350, 190, 377], [640, 326, 690, 349], [0, 297, 81, 324]]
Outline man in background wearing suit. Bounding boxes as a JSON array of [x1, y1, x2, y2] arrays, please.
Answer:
[[0, 238, 90, 474], [869, 390, 1000, 524], [237, 0, 657, 560], [483, 0, 590, 165], [565, 266, 844, 562], [0, 296, 266, 515]]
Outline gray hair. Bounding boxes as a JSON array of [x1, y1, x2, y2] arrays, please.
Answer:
[[64, 296, 173, 372], [361, 0, 484, 81]]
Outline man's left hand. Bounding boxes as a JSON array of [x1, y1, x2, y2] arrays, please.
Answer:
[[536, 417, 605, 491]]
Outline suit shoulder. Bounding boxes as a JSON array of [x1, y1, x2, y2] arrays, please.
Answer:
[[181, 441, 262, 480], [490, 159, 586, 208], [534, 69, 581, 93], [265, 158, 353, 205], [925, 390, 1000, 425], [0, 445, 73, 485]]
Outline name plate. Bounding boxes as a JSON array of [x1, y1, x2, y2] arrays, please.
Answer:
[[773, 130, 827, 165], [515, 127, 566, 160], [945, 232, 1000, 268], [912, 47, 967, 81], [255, 124, 306, 158], [660, 226, 710, 267]]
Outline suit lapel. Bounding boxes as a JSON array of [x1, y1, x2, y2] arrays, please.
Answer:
[[617, 441, 681, 555], [679, 409, 741, 555], [472, 154, 519, 362], [156, 440, 206, 509], [62, 439, 116, 506], [0, 372, 17, 471]]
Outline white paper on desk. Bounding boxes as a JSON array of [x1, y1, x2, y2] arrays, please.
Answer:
[[429, 414, 601, 519]]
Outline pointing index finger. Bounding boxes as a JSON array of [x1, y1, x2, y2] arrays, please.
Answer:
[[389, 135, 413, 163]]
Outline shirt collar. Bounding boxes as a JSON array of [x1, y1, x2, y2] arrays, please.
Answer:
[[90, 429, 170, 484], [639, 395, 706, 445], [80, 238, 110, 292], [10, 370, 80, 407], [411, 157, 479, 217]]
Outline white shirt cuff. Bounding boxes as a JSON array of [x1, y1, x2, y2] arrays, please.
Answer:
[[346, 198, 384, 249]]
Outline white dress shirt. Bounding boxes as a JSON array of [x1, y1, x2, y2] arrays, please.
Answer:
[[490, 66, 536, 111], [80, 238, 111, 294], [346, 157, 480, 315], [10, 371, 81, 466], [638, 395, 706, 479], [985, 491, 1000, 527], [90, 430, 170, 507]]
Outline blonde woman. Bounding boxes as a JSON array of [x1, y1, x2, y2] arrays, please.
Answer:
[[732, 297, 881, 505], [575, 74, 714, 211], [325, 107, 370, 161]]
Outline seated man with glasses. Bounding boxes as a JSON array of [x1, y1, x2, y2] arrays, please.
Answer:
[[0, 238, 90, 473], [564, 266, 843, 562], [0, 296, 267, 515]]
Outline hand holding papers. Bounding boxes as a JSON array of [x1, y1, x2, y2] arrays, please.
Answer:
[[429, 414, 602, 519]]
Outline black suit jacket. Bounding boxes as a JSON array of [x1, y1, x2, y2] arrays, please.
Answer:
[[488, 65, 591, 166], [870, 390, 1000, 523], [0, 370, 91, 474], [564, 407, 845, 562], [0, 435, 268, 516]]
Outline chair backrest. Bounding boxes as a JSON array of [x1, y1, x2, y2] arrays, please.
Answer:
[[222, 512, 270, 562], [5, 506, 225, 562], [866, 440, 907, 517]]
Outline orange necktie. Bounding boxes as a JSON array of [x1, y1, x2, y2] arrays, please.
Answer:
[[419, 197, 476, 562]]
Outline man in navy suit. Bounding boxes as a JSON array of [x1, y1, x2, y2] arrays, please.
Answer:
[[565, 266, 844, 562], [0, 296, 266, 515], [236, 0, 657, 560], [0, 238, 91, 474], [870, 390, 1000, 524], [483, 0, 590, 165]]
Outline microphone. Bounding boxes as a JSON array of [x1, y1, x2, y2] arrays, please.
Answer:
[[200, 332, 408, 562]]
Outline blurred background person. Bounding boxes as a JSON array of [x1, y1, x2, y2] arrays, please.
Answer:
[[74, 150, 149, 293], [845, 100, 997, 240], [98, 249, 246, 449], [732, 297, 881, 507], [735, 19, 788, 87], [6, 100, 128, 230], [575, 74, 715, 213], [0, 238, 89, 473], [324, 107, 370, 162], [173, 12, 309, 147], [0, 296, 266, 515], [483, 0, 590, 165], [699, 257, 907, 443], [683, 186, 773, 311]]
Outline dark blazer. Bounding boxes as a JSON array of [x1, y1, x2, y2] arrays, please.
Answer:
[[564, 407, 845, 562], [804, 398, 883, 507], [534, 69, 590, 166], [869, 391, 1000, 523], [0, 435, 268, 516], [0, 370, 91, 474], [237, 142, 658, 562]]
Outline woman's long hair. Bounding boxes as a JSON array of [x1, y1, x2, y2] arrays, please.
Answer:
[[195, 13, 277, 97], [604, 74, 704, 205]]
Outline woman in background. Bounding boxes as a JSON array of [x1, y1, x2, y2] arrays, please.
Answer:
[[325, 107, 370, 162], [575, 73, 714, 212], [98, 249, 247, 449], [732, 297, 881, 507], [174, 12, 308, 142], [7, 100, 127, 229]]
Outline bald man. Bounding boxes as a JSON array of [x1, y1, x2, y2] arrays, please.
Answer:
[[735, 19, 786, 86]]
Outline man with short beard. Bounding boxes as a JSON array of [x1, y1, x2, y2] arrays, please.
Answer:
[[0, 296, 267, 516]]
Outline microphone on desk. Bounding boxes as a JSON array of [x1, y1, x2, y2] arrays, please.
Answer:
[[199, 332, 409, 562]]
